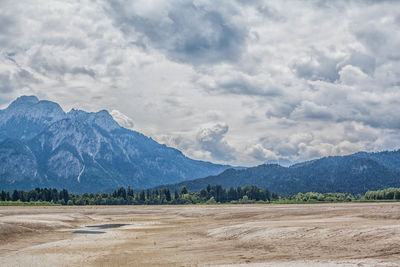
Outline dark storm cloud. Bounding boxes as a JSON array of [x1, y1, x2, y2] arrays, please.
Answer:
[[106, 1, 247, 65]]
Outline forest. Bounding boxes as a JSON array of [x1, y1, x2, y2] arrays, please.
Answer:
[[1, 185, 399, 205]]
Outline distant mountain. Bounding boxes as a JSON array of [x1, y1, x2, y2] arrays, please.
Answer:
[[0, 96, 230, 193], [352, 150, 400, 172], [160, 153, 400, 195]]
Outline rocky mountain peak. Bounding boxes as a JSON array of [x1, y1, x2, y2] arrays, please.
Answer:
[[0, 96, 230, 193], [3, 95, 65, 120], [8, 95, 39, 107], [67, 109, 120, 131]]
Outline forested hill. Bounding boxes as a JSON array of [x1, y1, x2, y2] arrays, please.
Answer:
[[159, 152, 400, 195]]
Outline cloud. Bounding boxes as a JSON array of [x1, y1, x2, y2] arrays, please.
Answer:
[[256, 5, 286, 22], [196, 69, 282, 96], [290, 101, 335, 121], [248, 144, 278, 162], [29, 50, 96, 78], [0, 68, 40, 97], [106, 0, 248, 65], [0, 73, 13, 94], [0, 11, 20, 47], [70, 67, 96, 78], [156, 123, 236, 164], [292, 49, 341, 82], [338, 65, 369, 86], [110, 109, 134, 129], [338, 50, 376, 76], [196, 123, 236, 161], [1, 0, 400, 166]]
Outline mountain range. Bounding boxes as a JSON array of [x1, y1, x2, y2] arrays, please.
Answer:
[[0, 96, 230, 193], [160, 151, 400, 195], [1, 95, 400, 195]]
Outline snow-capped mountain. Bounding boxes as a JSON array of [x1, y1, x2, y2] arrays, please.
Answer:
[[0, 96, 230, 192]]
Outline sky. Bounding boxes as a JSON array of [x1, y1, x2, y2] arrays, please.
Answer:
[[1, 0, 400, 166]]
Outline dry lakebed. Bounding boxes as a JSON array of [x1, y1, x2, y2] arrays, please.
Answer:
[[1, 203, 400, 266]]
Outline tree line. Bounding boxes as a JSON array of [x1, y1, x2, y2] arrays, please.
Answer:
[[2, 186, 400, 205], [1, 188, 69, 203], [364, 188, 400, 200], [0, 185, 278, 205]]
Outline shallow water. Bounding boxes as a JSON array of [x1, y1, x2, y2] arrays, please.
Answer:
[[72, 230, 105, 234]]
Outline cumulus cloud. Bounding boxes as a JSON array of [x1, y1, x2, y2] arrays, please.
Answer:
[[290, 101, 335, 121], [338, 65, 369, 86], [110, 109, 134, 129], [196, 124, 236, 161], [1, 0, 400, 166], [248, 144, 278, 162], [292, 49, 342, 82], [156, 123, 236, 164]]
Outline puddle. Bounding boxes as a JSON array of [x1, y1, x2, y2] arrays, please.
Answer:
[[72, 222, 161, 234], [73, 230, 105, 234], [86, 224, 129, 229]]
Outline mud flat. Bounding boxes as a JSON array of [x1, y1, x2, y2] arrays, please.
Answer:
[[0, 203, 400, 266]]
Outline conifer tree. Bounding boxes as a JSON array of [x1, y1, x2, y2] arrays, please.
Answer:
[[139, 190, 146, 202], [181, 186, 188, 195]]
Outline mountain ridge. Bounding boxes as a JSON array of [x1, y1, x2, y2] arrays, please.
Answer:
[[156, 152, 400, 195], [0, 96, 230, 192], [2, 95, 400, 195]]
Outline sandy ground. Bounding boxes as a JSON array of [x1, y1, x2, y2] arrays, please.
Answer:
[[0, 203, 400, 266]]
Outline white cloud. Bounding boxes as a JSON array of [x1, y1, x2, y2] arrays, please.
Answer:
[[110, 109, 134, 129], [1, 0, 400, 166], [196, 123, 236, 162], [338, 65, 369, 86]]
